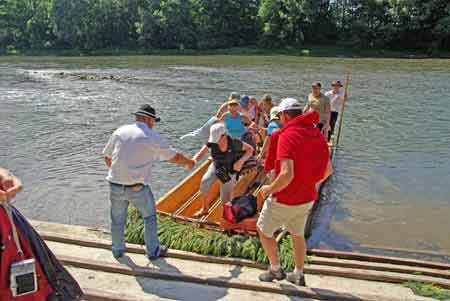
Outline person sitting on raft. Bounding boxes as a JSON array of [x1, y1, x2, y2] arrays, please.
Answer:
[[240, 95, 260, 122], [258, 106, 282, 161], [191, 123, 254, 218], [216, 91, 240, 118], [258, 94, 275, 129], [218, 98, 257, 150]]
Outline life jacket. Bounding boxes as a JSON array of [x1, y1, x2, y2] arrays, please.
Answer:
[[0, 206, 53, 301], [207, 136, 243, 174]]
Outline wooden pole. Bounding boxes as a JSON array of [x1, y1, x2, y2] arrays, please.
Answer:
[[335, 70, 351, 147]]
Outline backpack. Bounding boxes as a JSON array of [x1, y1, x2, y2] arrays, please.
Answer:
[[223, 194, 257, 223]]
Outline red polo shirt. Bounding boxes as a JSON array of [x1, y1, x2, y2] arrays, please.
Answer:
[[265, 111, 329, 205]]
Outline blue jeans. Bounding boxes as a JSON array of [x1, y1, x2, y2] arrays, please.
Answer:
[[109, 183, 160, 257]]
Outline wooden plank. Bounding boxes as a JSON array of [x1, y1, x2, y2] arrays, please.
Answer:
[[175, 192, 203, 217], [309, 256, 450, 280], [173, 191, 200, 216], [59, 255, 367, 301], [305, 265, 450, 289], [204, 199, 223, 222], [359, 244, 450, 258], [40, 231, 450, 282], [156, 160, 211, 213], [309, 249, 450, 271], [83, 288, 158, 301]]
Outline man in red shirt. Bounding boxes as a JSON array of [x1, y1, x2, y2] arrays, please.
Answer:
[[257, 98, 330, 286]]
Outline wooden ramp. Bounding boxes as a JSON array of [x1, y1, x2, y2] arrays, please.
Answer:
[[31, 221, 447, 301]]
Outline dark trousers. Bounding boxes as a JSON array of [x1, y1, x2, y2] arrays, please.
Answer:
[[328, 111, 339, 141]]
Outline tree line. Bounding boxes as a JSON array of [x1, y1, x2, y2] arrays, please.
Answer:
[[1, 0, 449, 54]]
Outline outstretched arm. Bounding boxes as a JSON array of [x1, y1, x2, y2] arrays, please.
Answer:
[[169, 153, 195, 169], [192, 145, 209, 164]]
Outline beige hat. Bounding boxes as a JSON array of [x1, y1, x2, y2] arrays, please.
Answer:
[[227, 99, 240, 105], [208, 123, 227, 144]]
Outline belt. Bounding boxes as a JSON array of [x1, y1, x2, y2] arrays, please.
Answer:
[[109, 182, 144, 188]]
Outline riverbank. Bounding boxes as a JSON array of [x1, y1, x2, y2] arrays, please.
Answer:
[[3, 46, 450, 59], [32, 219, 450, 300]]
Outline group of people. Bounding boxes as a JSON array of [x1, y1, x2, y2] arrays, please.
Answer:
[[102, 80, 342, 286], [0, 79, 342, 301]]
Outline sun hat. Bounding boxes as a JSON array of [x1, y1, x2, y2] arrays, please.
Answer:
[[227, 99, 240, 105], [240, 95, 250, 108], [270, 106, 280, 120], [208, 123, 227, 144], [278, 98, 302, 112], [133, 104, 161, 122]]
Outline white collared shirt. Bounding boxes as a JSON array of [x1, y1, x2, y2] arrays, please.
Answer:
[[103, 122, 177, 185], [325, 90, 345, 113]]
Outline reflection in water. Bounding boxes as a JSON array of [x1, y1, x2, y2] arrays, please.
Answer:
[[1, 57, 449, 256]]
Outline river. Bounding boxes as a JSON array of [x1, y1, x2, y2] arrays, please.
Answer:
[[1, 55, 449, 258]]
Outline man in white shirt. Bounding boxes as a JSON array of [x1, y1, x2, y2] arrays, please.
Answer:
[[103, 104, 195, 260], [324, 80, 345, 142]]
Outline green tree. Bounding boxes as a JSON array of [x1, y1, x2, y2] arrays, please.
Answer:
[[137, 0, 196, 49], [346, 0, 393, 48], [389, 0, 450, 51], [258, 0, 308, 48], [191, 0, 260, 49], [0, 0, 53, 50], [52, 0, 91, 49]]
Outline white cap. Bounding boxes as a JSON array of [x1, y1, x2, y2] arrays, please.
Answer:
[[208, 123, 227, 143], [278, 98, 303, 112], [270, 106, 280, 120]]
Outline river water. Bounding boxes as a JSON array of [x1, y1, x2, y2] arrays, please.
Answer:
[[1, 56, 449, 257]]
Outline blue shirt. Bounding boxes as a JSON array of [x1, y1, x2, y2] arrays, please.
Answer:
[[267, 121, 281, 136], [225, 112, 247, 138]]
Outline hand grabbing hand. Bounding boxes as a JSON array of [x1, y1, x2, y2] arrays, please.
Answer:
[[186, 159, 196, 170]]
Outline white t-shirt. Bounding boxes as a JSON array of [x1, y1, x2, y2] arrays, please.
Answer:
[[325, 90, 345, 113], [103, 122, 177, 185]]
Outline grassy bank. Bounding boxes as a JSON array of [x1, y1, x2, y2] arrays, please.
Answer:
[[404, 282, 450, 300], [3, 45, 450, 59], [125, 206, 301, 271]]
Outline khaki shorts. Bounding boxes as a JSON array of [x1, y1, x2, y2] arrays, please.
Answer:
[[257, 197, 313, 238]]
